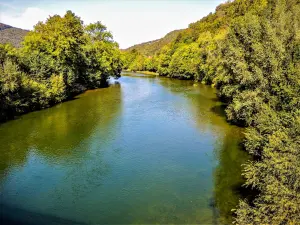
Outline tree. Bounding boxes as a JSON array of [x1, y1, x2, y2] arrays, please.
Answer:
[[22, 10, 87, 93], [85, 21, 113, 42], [0, 11, 122, 122]]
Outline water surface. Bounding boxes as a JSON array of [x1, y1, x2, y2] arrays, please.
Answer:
[[0, 72, 248, 224]]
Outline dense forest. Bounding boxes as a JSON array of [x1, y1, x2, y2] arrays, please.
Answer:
[[124, 0, 300, 224], [0, 11, 122, 122]]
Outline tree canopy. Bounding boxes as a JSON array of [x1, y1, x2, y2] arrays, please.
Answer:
[[123, 0, 300, 224], [0, 11, 122, 122]]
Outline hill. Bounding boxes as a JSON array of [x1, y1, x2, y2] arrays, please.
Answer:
[[0, 23, 29, 47], [0, 23, 12, 30], [124, 29, 182, 56]]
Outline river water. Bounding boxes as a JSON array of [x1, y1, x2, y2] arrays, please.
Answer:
[[0, 72, 248, 224]]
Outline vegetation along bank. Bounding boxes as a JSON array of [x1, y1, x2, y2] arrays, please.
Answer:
[[123, 0, 300, 224], [0, 11, 122, 123], [0, 0, 299, 223]]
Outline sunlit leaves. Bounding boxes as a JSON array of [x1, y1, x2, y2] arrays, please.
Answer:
[[123, 0, 300, 224], [0, 11, 122, 122]]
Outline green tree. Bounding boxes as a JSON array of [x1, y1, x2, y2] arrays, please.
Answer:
[[0, 11, 122, 122], [22, 11, 87, 93], [85, 21, 113, 42]]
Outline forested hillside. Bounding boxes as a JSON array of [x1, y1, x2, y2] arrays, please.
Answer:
[[124, 0, 300, 224], [124, 29, 182, 56], [0, 23, 29, 47], [0, 12, 122, 122]]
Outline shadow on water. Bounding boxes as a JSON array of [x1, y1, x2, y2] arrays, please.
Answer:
[[210, 104, 227, 118], [212, 129, 250, 224], [0, 82, 123, 222], [186, 92, 249, 224], [156, 76, 250, 224], [0, 81, 123, 174], [0, 204, 86, 225], [157, 77, 230, 132], [0, 74, 252, 224]]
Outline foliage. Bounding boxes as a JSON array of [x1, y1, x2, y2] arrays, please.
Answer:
[[0, 11, 122, 122], [123, 0, 300, 223], [85, 21, 113, 42], [1, 0, 300, 223], [226, 1, 300, 224], [168, 43, 201, 80], [124, 29, 183, 56]]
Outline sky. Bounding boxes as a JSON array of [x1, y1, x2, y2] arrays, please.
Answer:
[[0, 0, 226, 48]]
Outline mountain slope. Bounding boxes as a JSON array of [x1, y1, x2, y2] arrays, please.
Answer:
[[124, 29, 182, 56], [0, 23, 29, 47]]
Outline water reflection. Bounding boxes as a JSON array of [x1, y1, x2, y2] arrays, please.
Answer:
[[213, 130, 248, 224], [0, 82, 123, 223], [157, 77, 230, 133], [151, 75, 249, 224], [0, 82, 122, 165], [0, 74, 249, 224]]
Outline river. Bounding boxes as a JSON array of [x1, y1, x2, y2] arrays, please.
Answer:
[[0, 72, 248, 224]]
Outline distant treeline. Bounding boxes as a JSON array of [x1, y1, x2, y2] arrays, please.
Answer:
[[0, 11, 122, 122], [123, 29, 183, 56], [123, 0, 300, 224]]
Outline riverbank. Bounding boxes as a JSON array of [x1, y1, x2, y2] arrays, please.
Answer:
[[122, 70, 159, 76], [0, 81, 112, 124], [0, 12, 122, 125]]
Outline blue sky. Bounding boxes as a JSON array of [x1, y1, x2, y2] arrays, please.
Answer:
[[0, 0, 225, 48]]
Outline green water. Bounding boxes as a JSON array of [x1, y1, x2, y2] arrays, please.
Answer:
[[0, 72, 248, 224]]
